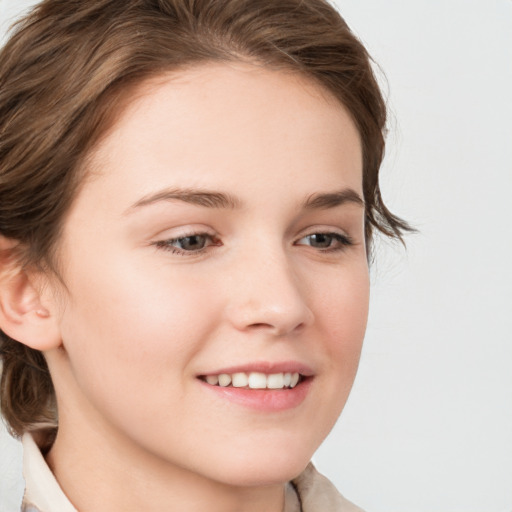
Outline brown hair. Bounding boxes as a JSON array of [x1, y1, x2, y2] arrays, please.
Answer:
[[0, 0, 411, 438]]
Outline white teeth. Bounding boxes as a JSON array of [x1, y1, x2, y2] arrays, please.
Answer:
[[204, 371, 302, 389], [232, 372, 248, 388], [218, 374, 231, 387], [248, 372, 267, 389], [267, 373, 284, 389], [206, 375, 219, 385]]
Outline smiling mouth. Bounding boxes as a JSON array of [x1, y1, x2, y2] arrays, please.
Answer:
[[199, 372, 306, 390]]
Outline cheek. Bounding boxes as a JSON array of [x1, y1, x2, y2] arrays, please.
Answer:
[[285, 264, 369, 451], [56, 256, 220, 408], [316, 264, 369, 382], [320, 262, 369, 334]]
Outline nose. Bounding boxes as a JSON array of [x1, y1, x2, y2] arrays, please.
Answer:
[[224, 248, 314, 337]]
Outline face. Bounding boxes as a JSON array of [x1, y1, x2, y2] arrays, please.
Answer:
[[48, 63, 369, 487]]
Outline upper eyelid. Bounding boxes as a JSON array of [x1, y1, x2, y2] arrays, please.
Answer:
[[157, 232, 218, 244], [158, 229, 349, 241], [153, 226, 351, 240], [151, 226, 217, 240], [296, 231, 349, 239], [154, 230, 352, 251], [294, 226, 351, 239], [294, 232, 353, 246]]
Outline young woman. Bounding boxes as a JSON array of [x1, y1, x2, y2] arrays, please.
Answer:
[[0, 1, 410, 510]]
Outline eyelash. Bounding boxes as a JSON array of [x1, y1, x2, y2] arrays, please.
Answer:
[[152, 231, 354, 257], [152, 232, 220, 256], [298, 232, 354, 253]]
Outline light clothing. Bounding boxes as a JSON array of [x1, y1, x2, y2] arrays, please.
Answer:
[[21, 434, 75, 512], [21, 433, 364, 512]]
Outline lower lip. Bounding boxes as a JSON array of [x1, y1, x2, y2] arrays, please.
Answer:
[[199, 378, 313, 412]]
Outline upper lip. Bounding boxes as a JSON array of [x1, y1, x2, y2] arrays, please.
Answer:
[[199, 361, 315, 377]]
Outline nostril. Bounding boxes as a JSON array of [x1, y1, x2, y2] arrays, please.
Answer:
[[247, 320, 307, 335]]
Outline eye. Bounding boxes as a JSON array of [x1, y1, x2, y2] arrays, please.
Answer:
[[296, 232, 353, 252], [153, 233, 220, 255]]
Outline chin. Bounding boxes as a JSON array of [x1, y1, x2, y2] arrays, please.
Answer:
[[196, 435, 319, 488], [213, 458, 311, 488]]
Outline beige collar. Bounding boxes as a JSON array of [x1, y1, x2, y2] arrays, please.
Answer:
[[292, 463, 364, 512]]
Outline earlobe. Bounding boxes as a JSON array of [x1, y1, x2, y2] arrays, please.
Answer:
[[0, 236, 61, 351]]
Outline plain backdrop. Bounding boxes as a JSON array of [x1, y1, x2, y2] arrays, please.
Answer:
[[1, 1, 511, 511]]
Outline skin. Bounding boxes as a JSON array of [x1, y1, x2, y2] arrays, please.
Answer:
[[35, 62, 369, 511]]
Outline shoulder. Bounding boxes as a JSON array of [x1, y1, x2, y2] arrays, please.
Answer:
[[292, 463, 365, 512]]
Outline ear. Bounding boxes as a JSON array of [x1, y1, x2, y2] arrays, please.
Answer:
[[0, 235, 61, 351]]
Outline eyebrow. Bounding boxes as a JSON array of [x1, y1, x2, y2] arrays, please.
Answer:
[[126, 187, 241, 213], [302, 189, 365, 209], [125, 186, 364, 213]]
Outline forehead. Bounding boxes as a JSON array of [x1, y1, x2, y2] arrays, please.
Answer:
[[81, 62, 363, 207]]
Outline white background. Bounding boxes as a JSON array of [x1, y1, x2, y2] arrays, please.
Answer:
[[1, 1, 511, 511]]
